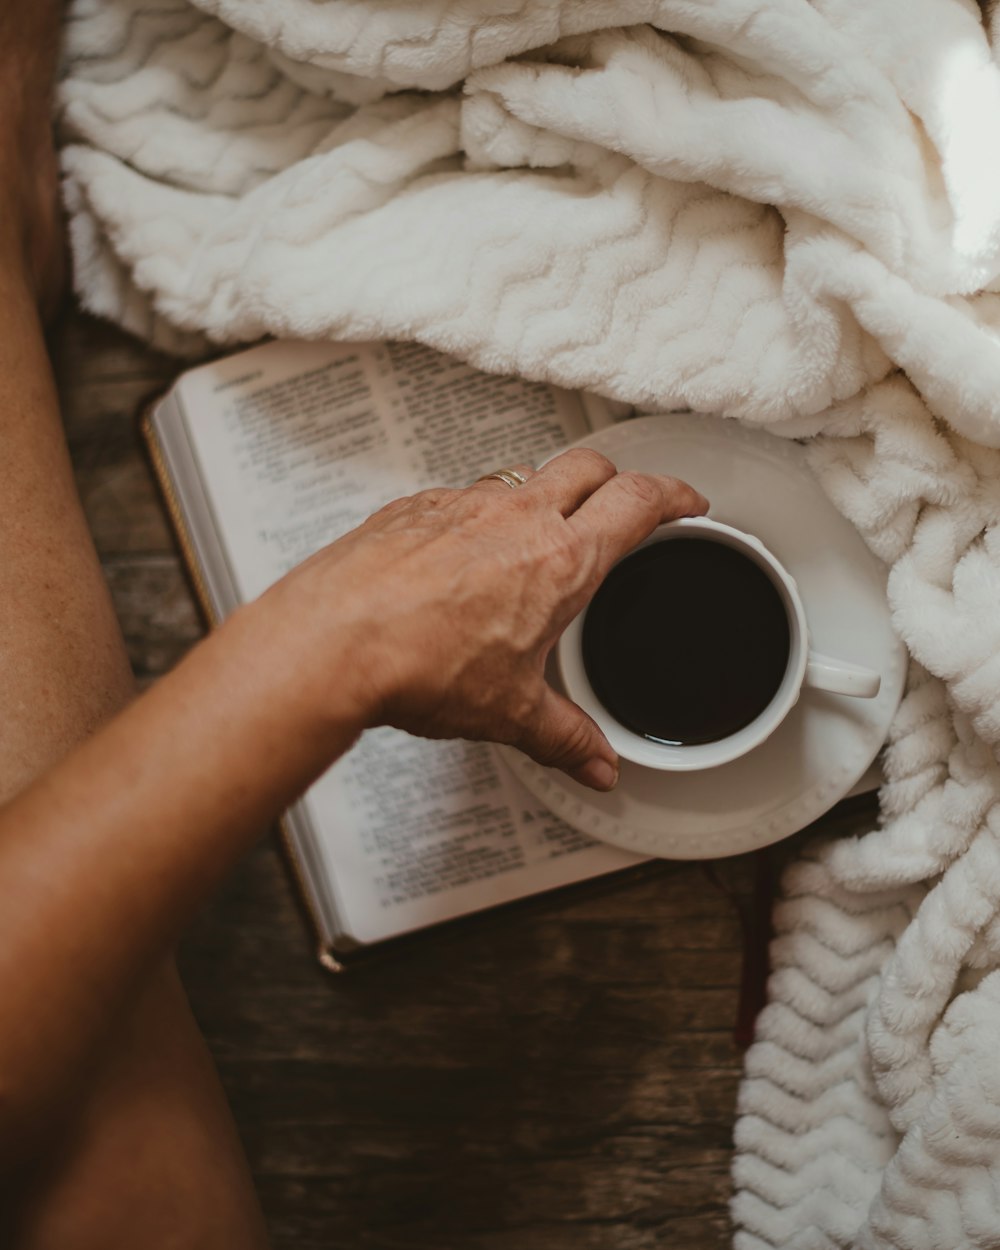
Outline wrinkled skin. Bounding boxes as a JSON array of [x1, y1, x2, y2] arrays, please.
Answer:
[[268, 446, 709, 789]]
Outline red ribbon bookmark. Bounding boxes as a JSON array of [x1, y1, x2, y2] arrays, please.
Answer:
[[701, 848, 776, 1050]]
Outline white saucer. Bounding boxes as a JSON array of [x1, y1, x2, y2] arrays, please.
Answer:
[[497, 414, 906, 860]]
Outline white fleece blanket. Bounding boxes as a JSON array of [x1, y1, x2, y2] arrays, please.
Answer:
[[60, 1, 1000, 1245]]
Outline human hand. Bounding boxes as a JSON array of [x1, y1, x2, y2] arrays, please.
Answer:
[[270, 449, 708, 791]]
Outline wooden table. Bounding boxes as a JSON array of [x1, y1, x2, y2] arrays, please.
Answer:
[[55, 308, 873, 1250]]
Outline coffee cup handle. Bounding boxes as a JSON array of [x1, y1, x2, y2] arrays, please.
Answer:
[[805, 652, 881, 699]]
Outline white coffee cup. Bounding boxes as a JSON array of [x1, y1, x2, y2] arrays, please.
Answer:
[[558, 517, 881, 772]]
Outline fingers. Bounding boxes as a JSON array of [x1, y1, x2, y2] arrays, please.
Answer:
[[569, 472, 708, 579], [471, 463, 535, 493], [522, 447, 617, 515], [469, 453, 707, 568], [470, 448, 619, 516], [516, 686, 619, 792]]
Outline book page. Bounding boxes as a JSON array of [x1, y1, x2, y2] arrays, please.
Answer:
[[175, 340, 640, 944]]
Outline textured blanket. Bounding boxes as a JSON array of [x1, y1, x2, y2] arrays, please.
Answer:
[[61, 1, 1000, 1245]]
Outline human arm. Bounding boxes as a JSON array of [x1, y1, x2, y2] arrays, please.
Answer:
[[0, 449, 706, 1161]]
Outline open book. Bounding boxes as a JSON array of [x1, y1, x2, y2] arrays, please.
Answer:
[[144, 339, 649, 967]]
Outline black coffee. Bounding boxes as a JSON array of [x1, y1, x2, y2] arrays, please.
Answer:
[[581, 538, 791, 746]]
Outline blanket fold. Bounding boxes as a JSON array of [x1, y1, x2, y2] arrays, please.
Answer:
[[60, 1, 1000, 1244]]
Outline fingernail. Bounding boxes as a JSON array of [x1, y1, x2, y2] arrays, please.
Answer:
[[574, 757, 619, 791]]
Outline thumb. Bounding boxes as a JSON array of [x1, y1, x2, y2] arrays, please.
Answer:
[[517, 687, 620, 792]]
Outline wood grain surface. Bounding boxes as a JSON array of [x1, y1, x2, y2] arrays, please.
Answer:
[[54, 308, 876, 1250]]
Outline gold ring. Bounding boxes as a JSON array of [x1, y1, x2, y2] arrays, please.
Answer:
[[477, 467, 530, 489]]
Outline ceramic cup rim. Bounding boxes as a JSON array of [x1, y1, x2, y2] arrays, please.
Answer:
[[557, 517, 810, 772]]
